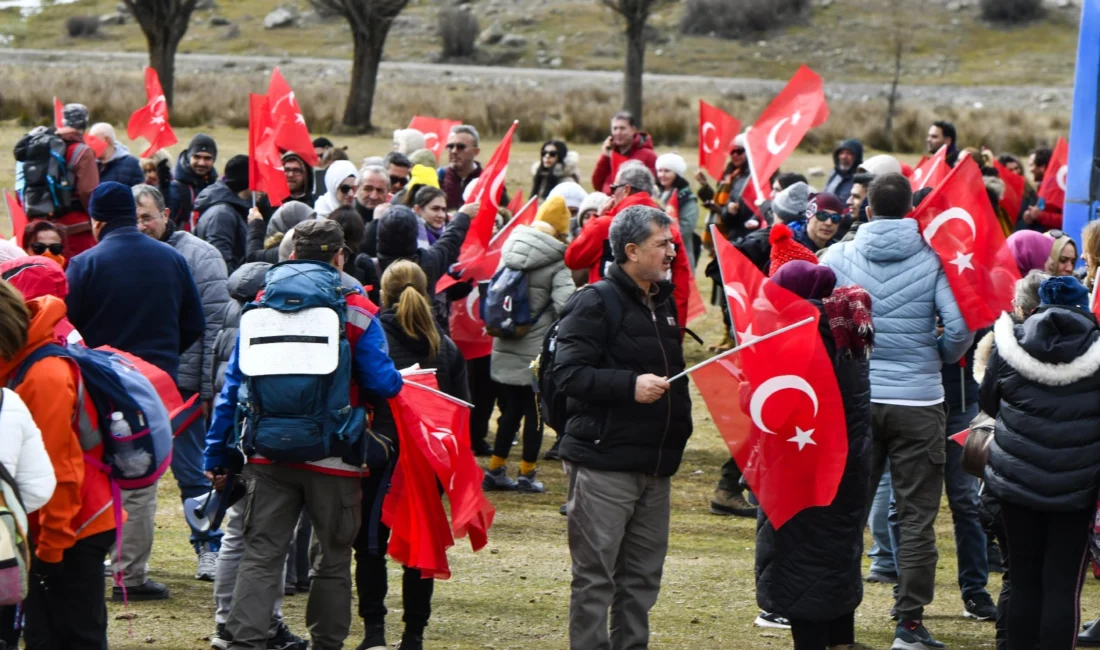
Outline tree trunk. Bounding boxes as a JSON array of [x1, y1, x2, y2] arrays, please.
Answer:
[[623, 21, 646, 126], [344, 30, 385, 131], [149, 34, 178, 109], [884, 38, 902, 152]]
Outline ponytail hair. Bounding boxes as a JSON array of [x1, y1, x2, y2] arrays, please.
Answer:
[[381, 260, 440, 360]]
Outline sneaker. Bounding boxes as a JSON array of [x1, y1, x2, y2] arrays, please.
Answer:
[[559, 503, 568, 516], [963, 592, 996, 621], [355, 623, 386, 650], [483, 466, 518, 491], [516, 469, 545, 493], [892, 620, 946, 650], [397, 632, 423, 650], [1079, 616, 1100, 647], [543, 437, 561, 461], [112, 579, 170, 602], [211, 622, 233, 650], [471, 438, 492, 457], [709, 488, 757, 517], [195, 547, 218, 582], [866, 569, 900, 584], [753, 611, 790, 629], [267, 621, 308, 650]]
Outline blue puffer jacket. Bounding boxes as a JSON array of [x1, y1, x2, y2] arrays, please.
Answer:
[[823, 218, 973, 402]]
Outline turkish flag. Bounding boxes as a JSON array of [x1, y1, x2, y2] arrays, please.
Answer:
[[699, 100, 742, 180], [409, 115, 462, 159], [248, 93, 291, 208], [127, 67, 178, 158], [909, 145, 949, 192], [1038, 136, 1068, 213], [744, 65, 829, 205], [437, 196, 538, 293], [460, 121, 518, 266], [910, 155, 1020, 330], [4, 191, 27, 245], [697, 225, 847, 528], [267, 68, 319, 167], [385, 374, 494, 580], [53, 97, 63, 129], [506, 188, 525, 215], [993, 159, 1025, 222]]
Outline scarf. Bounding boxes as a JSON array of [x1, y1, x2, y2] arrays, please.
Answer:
[[822, 285, 874, 360]]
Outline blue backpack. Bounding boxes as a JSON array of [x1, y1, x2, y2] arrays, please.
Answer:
[[236, 260, 365, 464], [480, 267, 551, 339], [8, 344, 174, 490]]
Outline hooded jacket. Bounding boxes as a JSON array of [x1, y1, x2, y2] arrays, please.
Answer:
[[256, 152, 315, 220], [978, 309, 1100, 512], [195, 181, 251, 275], [0, 296, 117, 564], [490, 226, 575, 386], [590, 132, 659, 194], [530, 144, 580, 200], [823, 218, 972, 402], [165, 229, 230, 399], [209, 262, 269, 397], [0, 256, 80, 343], [314, 160, 359, 219], [824, 139, 864, 204], [168, 150, 218, 228], [98, 141, 145, 187], [0, 388, 57, 514]]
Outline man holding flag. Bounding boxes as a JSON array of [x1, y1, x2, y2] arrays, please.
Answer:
[[823, 173, 973, 650]]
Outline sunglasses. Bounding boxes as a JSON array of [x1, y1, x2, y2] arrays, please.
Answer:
[[390, 175, 409, 187], [542, 149, 558, 158], [338, 184, 355, 195], [610, 183, 626, 193], [445, 143, 468, 152], [730, 148, 746, 155], [814, 211, 843, 224], [31, 242, 63, 256]]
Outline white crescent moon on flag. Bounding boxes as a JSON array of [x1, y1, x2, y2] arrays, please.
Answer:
[[466, 284, 480, 320], [911, 167, 924, 182], [701, 122, 719, 154], [489, 166, 508, 208], [424, 132, 439, 152], [923, 207, 977, 245], [723, 283, 747, 311], [1057, 165, 1068, 191], [149, 95, 167, 117], [917, 159, 941, 190], [749, 375, 819, 435], [766, 117, 791, 155]]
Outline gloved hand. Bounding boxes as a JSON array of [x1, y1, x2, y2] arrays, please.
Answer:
[[444, 279, 475, 301], [31, 555, 63, 579]]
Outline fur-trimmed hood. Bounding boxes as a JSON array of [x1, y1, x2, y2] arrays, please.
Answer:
[[530, 151, 580, 179], [986, 309, 1100, 387]]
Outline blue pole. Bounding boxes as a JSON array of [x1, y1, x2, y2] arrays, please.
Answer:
[[1064, 0, 1100, 259]]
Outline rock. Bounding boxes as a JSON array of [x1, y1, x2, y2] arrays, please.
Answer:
[[819, 0, 834, 6], [593, 43, 616, 57], [115, 2, 131, 15], [210, 15, 230, 26], [500, 33, 527, 47], [556, 35, 565, 44], [655, 48, 663, 56], [807, 166, 826, 177], [263, 7, 296, 30], [479, 21, 503, 45], [99, 12, 126, 25], [223, 24, 240, 39], [195, 0, 217, 9], [549, 56, 562, 67]]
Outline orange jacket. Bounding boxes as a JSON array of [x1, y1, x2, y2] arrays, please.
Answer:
[[0, 296, 115, 563]]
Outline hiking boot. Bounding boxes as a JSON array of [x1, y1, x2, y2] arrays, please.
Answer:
[[892, 620, 946, 650], [195, 545, 218, 582], [113, 579, 169, 602], [267, 621, 308, 650], [471, 438, 492, 457], [708, 332, 734, 353], [355, 623, 386, 650], [211, 623, 233, 650], [866, 569, 899, 584], [397, 632, 424, 650], [559, 503, 568, 516], [709, 488, 756, 517], [963, 592, 996, 621], [517, 469, 545, 493], [1080, 617, 1100, 647], [543, 437, 562, 461], [753, 611, 790, 629], [483, 467, 518, 491]]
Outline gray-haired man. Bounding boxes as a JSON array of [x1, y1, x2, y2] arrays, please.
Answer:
[[552, 205, 693, 649]]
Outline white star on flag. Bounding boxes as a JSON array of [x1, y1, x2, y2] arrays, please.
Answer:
[[151, 116, 165, 125], [790, 110, 802, 125], [737, 324, 759, 345], [949, 251, 974, 274], [787, 427, 816, 451], [295, 113, 306, 125]]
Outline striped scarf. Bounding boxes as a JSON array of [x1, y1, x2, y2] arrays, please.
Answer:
[[822, 285, 874, 360]]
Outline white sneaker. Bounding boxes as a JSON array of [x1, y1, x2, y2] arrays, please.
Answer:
[[195, 549, 218, 582]]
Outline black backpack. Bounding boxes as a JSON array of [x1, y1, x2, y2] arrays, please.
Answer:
[[533, 280, 623, 434], [13, 128, 86, 219]]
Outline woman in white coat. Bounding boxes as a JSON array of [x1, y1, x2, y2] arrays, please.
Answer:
[[0, 387, 56, 513]]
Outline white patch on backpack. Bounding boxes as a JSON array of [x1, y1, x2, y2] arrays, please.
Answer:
[[239, 307, 340, 377]]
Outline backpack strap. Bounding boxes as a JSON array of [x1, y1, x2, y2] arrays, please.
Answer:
[[66, 141, 88, 168], [591, 280, 623, 343], [6, 344, 69, 391]]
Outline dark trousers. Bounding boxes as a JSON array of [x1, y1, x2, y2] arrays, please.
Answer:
[[467, 356, 498, 447], [1000, 501, 1093, 650], [23, 530, 114, 650], [354, 464, 433, 633], [717, 457, 743, 493], [788, 611, 855, 650], [492, 383, 543, 464]]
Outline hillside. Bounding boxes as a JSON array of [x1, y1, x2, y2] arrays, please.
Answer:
[[0, 0, 1081, 88]]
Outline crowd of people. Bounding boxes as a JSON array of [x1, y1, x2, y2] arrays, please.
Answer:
[[0, 100, 1095, 650]]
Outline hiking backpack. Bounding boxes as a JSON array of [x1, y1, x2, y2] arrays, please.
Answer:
[[8, 344, 174, 490], [236, 260, 365, 463], [479, 267, 551, 339], [13, 128, 86, 219], [533, 280, 622, 434], [0, 391, 31, 606]]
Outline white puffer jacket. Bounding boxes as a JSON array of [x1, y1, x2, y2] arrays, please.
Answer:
[[0, 388, 57, 513]]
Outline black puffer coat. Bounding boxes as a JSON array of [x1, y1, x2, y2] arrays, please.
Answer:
[[755, 302, 872, 622], [978, 308, 1100, 512], [208, 262, 270, 396]]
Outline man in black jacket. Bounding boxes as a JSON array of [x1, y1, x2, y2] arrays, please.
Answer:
[[552, 205, 692, 650]]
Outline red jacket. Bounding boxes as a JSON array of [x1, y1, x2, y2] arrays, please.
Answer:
[[564, 192, 692, 329], [591, 133, 659, 194]]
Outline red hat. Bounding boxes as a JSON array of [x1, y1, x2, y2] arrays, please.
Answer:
[[768, 223, 818, 276]]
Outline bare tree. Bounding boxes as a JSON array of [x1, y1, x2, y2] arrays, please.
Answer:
[[311, 0, 410, 131], [883, 0, 907, 151], [123, 0, 199, 109], [600, 0, 665, 127]]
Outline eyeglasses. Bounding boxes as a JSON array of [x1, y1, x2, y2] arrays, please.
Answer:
[[445, 143, 467, 152], [390, 175, 409, 188], [610, 183, 626, 193], [31, 242, 64, 256], [814, 211, 843, 224], [284, 167, 305, 176], [338, 184, 355, 195], [542, 149, 558, 158]]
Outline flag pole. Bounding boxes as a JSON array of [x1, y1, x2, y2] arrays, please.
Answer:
[[668, 315, 816, 383], [405, 379, 476, 410], [741, 126, 766, 208]]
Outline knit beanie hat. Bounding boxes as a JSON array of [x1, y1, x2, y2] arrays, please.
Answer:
[[409, 164, 440, 190], [579, 192, 608, 217], [88, 181, 137, 224], [547, 182, 587, 211], [188, 133, 218, 160], [772, 182, 810, 223], [62, 103, 89, 131], [655, 153, 687, 178], [377, 205, 421, 258], [768, 222, 817, 276], [408, 149, 438, 169], [807, 192, 844, 217], [223, 155, 250, 194], [536, 196, 570, 237], [770, 259, 837, 300], [1038, 276, 1090, 311]]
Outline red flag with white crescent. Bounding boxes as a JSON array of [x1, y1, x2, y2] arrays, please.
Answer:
[[409, 115, 462, 159], [1037, 136, 1068, 215], [459, 121, 518, 266], [126, 67, 179, 158], [910, 155, 1020, 330], [437, 196, 538, 293], [993, 159, 1025, 223], [4, 190, 27, 246], [248, 93, 291, 207], [697, 225, 847, 528], [267, 68, 319, 167], [909, 145, 949, 192], [698, 100, 743, 181]]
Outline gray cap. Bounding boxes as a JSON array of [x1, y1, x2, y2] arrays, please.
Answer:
[[771, 182, 810, 223], [62, 103, 89, 131]]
